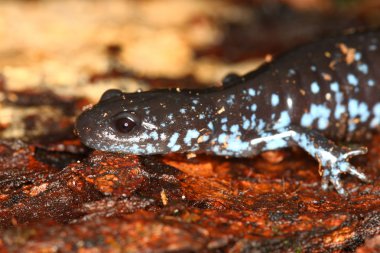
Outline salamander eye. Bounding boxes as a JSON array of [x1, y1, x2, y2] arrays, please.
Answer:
[[100, 89, 123, 102], [112, 112, 139, 134]]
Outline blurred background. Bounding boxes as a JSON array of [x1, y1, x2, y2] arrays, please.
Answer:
[[0, 0, 379, 141]]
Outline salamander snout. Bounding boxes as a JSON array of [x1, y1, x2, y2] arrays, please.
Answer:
[[75, 99, 168, 154], [75, 104, 142, 150], [74, 106, 100, 148]]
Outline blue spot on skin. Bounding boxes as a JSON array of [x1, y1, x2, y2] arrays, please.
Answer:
[[179, 108, 186, 114], [297, 134, 316, 159], [334, 92, 345, 119], [347, 74, 359, 86], [211, 146, 220, 154], [199, 114, 205, 119], [273, 111, 291, 129], [313, 104, 330, 120], [330, 82, 345, 119], [374, 104, 380, 115], [368, 79, 375, 86], [249, 116, 256, 129], [251, 104, 257, 111], [168, 114, 173, 120], [370, 103, 380, 128], [330, 82, 339, 92], [358, 63, 368, 74], [311, 81, 320, 94], [243, 120, 250, 130], [226, 95, 235, 105], [288, 69, 296, 77], [201, 135, 210, 142], [354, 52, 362, 61], [146, 144, 156, 153], [171, 145, 181, 152], [225, 137, 249, 153], [130, 144, 141, 153], [248, 89, 256, 96], [271, 94, 279, 106], [184, 129, 200, 145], [218, 133, 228, 143], [301, 114, 313, 126], [265, 139, 288, 150], [208, 122, 214, 131], [348, 124, 356, 132], [300, 104, 331, 129], [257, 119, 266, 131], [221, 125, 227, 131], [348, 99, 370, 131], [192, 99, 199, 105], [167, 133, 179, 148], [348, 99, 359, 116], [230, 124, 239, 133], [221, 117, 228, 123], [310, 65, 317, 71], [348, 99, 370, 121], [149, 131, 159, 140], [359, 102, 370, 122], [250, 114, 256, 124], [318, 118, 329, 129]]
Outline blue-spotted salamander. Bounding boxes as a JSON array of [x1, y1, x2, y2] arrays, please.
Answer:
[[76, 30, 380, 196]]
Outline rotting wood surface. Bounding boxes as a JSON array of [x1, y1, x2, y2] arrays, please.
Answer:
[[0, 133, 378, 252]]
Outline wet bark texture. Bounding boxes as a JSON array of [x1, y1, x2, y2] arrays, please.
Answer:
[[0, 136, 378, 252]]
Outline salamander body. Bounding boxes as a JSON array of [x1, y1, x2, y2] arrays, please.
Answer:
[[76, 30, 380, 195]]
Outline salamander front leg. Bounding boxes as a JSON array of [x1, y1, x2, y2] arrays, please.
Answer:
[[249, 126, 369, 196]]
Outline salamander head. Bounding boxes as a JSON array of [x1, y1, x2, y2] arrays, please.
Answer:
[[75, 89, 208, 154]]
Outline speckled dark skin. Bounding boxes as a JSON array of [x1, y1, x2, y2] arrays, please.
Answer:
[[76, 30, 380, 196]]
